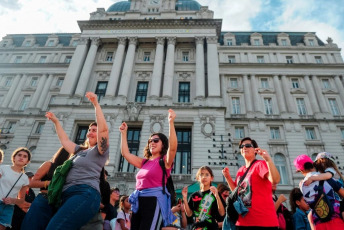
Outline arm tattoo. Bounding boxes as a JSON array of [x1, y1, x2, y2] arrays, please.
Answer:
[[100, 137, 108, 153]]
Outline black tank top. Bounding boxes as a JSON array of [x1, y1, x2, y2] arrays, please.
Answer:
[[40, 162, 57, 191]]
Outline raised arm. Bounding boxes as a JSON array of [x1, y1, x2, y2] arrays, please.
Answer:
[[85, 92, 109, 155], [257, 148, 280, 184], [210, 186, 225, 216], [222, 167, 236, 191], [182, 186, 193, 217], [304, 172, 333, 186], [29, 161, 51, 189], [165, 109, 177, 169], [45, 112, 76, 154], [119, 122, 143, 168]]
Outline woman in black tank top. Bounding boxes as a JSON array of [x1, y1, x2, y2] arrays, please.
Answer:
[[21, 147, 70, 230]]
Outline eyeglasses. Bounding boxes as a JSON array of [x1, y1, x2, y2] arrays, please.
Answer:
[[149, 138, 160, 144], [239, 144, 254, 149], [112, 190, 120, 194]]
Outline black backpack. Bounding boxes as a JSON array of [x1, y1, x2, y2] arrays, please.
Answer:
[[142, 157, 176, 207]]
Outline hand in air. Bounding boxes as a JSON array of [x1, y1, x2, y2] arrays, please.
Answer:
[[45, 111, 58, 123], [168, 109, 176, 122], [85, 92, 98, 106], [119, 122, 128, 134]]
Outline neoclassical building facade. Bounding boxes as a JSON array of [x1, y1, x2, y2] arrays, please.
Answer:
[[1, 0, 344, 195]]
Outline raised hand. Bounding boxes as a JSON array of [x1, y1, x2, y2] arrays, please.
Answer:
[[119, 122, 128, 134], [85, 92, 98, 106], [222, 167, 231, 179], [209, 186, 218, 197], [45, 111, 58, 123], [182, 186, 188, 199], [168, 109, 176, 123], [255, 148, 272, 162]]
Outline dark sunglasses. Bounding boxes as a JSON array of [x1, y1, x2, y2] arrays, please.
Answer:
[[239, 144, 254, 149], [149, 138, 160, 144]]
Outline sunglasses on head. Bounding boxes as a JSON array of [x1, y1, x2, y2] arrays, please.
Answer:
[[239, 144, 254, 149], [149, 138, 160, 144]]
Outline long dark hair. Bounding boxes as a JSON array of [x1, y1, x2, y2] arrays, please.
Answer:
[[289, 187, 303, 213], [50, 147, 70, 167], [143, 133, 169, 159]]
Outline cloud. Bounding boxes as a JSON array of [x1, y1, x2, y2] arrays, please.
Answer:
[[0, 0, 21, 10]]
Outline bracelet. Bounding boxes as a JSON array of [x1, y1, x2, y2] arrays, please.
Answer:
[[44, 180, 48, 189]]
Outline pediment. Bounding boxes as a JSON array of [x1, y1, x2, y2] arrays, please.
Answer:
[[290, 88, 307, 94], [227, 88, 243, 93], [258, 88, 275, 93], [251, 32, 262, 37], [322, 89, 338, 94], [304, 32, 316, 38], [224, 32, 235, 37], [277, 32, 289, 37]]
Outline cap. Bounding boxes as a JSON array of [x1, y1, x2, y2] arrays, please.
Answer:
[[315, 152, 335, 162], [293, 155, 313, 172], [25, 171, 34, 177]]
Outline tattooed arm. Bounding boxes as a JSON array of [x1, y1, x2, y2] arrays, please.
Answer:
[[85, 92, 109, 155]]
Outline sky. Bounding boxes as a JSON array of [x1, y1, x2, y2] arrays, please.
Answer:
[[0, 0, 344, 57]]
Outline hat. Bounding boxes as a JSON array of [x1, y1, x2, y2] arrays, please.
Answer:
[[25, 171, 34, 178], [315, 152, 335, 162], [293, 155, 313, 172]]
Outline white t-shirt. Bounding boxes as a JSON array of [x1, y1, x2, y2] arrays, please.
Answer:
[[0, 165, 29, 202], [115, 211, 130, 230]]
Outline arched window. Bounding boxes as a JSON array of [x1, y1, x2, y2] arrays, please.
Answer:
[[274, 153, 289, 185]]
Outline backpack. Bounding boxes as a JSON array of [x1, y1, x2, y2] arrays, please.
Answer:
[[142, 157, 176, 207], [278, 204, 293, 230], [311, 180, 334, 222]]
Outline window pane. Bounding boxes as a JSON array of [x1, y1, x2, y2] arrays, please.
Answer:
[[172, 129, 191, 174], [135, 82, 148, 103], [182, 52, 189, 62], [178, 82, 190, 103], [143, 52, 150, 62], [329, 99, 340, 115], [232, 97, 240, 114], [270, 127, 280, 139], [235, 127, 244, 139], [274, 154, 289, 185], [19, 96, 30, 111], [106, 52, 113, 62], [95, 81, 108, 101], [261, 78, 269, 88], [230, 78, 238, 88], [264, 98, 273, 115], [75, 126, 88, 144], [292, 79, 299, 88], [305, 128, 316, 140], [119, 128, 141, 173], [296, 98, 307, 115]]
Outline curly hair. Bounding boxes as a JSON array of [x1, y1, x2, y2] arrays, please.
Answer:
[[143, 133, 169, 159]]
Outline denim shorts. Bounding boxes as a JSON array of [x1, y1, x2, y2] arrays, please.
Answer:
[[0, 201, 14, 228]]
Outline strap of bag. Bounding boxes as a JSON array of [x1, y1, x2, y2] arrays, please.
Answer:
[[230, 159, 257, 198], [159, 156, 167, 194], [5, 173, 24, 198]]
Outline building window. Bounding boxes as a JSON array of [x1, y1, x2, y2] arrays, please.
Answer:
[[235, 127, 245, 139], [178, 82, 190, 103], [305, 127, 316, 140], [227, 39, 233, 46], [39, 56, 47, 63], [281, 39, 287, 46], [35, 122, 45, 134], [270, 127, 281, 139], [119, 128, 141, 172], [65, 56, 72, 63], [24, 41, 31, 47], [296, 98, 307, 115], [254, 39, 260, 46], [47, 40, 54, 46], [329, 99, 340, 115], [75, 125, 89, 145], [257, 56, 265, 63], [56, 77, 64, 87], [292, 78, 300, 88], [286, 56, 293, 64], [228, 56, 235, 63], [143, 52, 151, 62], [5, 122, 16, 134], [5, 77, 12, 87], [264, 98, 273, 115], [274, 153, 289, 185], [19, 96, 30, 111], [232, 97, 241, 114], [14, 56, 22, 63], [315, 56, 323, 64], [309, 39, 315, 46], [230, 78, 238, 88], [322, 79, 330, 89], [30, 77, 38, 87], [172, 129, 191, 174], [135, 81, 148, 103], [182, 52, 189, 62], [261, 78, 269, 88], [95, 81, 108, 101], [106, 52, 113, 62]]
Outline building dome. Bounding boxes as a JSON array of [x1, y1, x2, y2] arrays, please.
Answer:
[[107, 1, 131, 12], [176, 0, 201, 11]]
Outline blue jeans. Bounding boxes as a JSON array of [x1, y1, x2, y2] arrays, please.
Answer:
[[46, 184, 101, 230], [0, 201, 14, 228], [21, 193, 54, 230]]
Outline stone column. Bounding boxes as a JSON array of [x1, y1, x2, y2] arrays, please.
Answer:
[[162, 37, 176, 98], [250, 75, 262, 112], [2, 74, 20, 108], [9, 74, 28, 109], [75, 38, 101, 97], [334, 75, 344, 104], [105, 37, 127, 97], [60, 38, 89, 96], [304, 75, 320, 113], [273, 75, 287, 112], [195, 37, 205, 98], [243, 74, 253, 112], [29, 74, 48, 108], [149, 37, 165, 98], [118, 37, 137, 98], [311, 75, 328, 113], [37, 74, 54, 109], [206, 36, 221, 97], [281, 75, 296, 113]]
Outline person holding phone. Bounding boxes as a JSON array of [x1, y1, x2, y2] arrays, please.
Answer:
[[222, 137, 280, 229]]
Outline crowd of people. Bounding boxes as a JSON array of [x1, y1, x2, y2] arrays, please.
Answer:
[[1, 92, 344, 230]]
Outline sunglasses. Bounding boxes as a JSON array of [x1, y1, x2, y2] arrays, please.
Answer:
[[239, 144, 254, 149], [149, 138, 160, 144]]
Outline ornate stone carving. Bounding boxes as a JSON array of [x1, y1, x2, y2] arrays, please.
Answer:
[[206, 36, 218, 44], [178, 72, 191, 80], [91, 37, 101, 46], [167, 37, 176, 45], [156, 37, 165, 45], [126, 103, 142, 121], [200, 115, 215, 137], [195, 37, 205, 45], [138, 72, 150, 80], [118, 37, 127, 46], [150, 115, 165, 133], [129, 37, 138, 46], [327, 37, 333, 44]]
